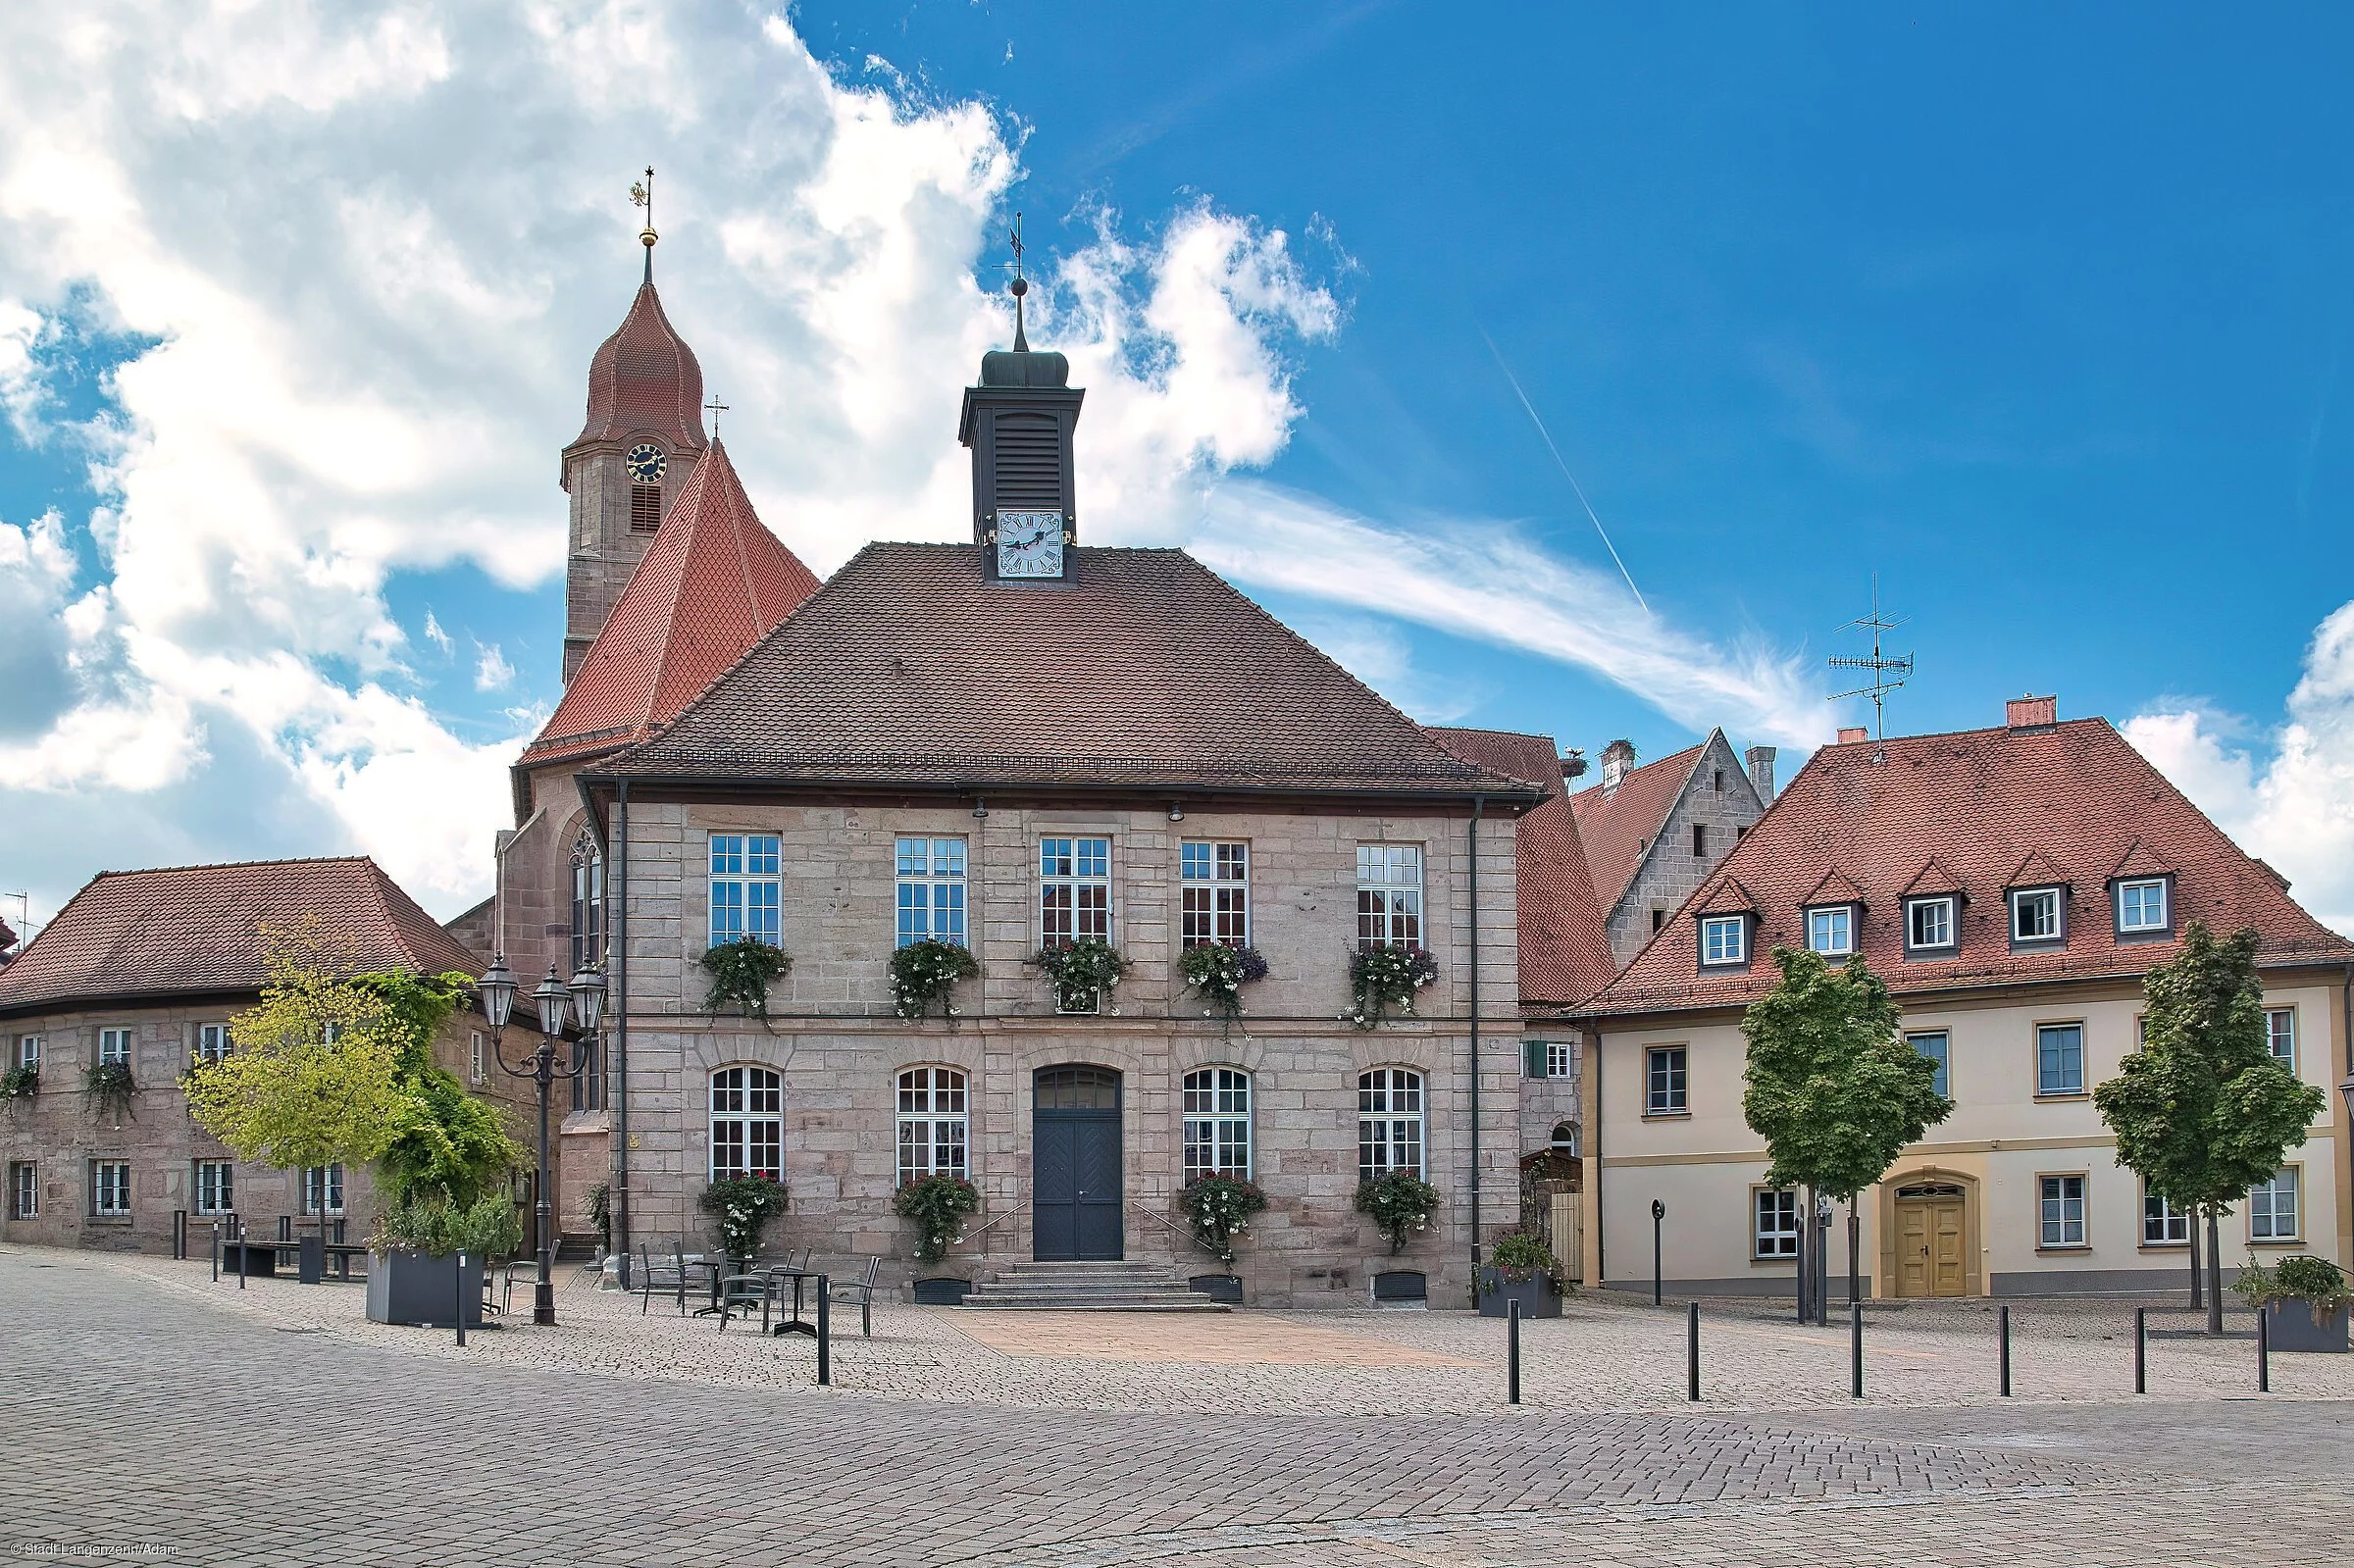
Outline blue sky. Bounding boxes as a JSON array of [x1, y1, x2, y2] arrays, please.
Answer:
[[2, 2, 2351, 933]]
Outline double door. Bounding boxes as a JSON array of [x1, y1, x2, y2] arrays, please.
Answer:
[[1032, 1066, 1123, 1261], [1895, 1191, 1967, 1297]]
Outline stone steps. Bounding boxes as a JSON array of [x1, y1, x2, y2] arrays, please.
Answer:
[[961, 1259, 1229, 1312]]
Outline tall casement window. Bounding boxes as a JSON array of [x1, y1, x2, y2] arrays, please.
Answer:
[[570, 839, 604, 974], [193, 1160, 234, 1216], [1907, 897, 1955, 951], [2011, 887, 2063, 942], [2035, 1024, 2085, 1096], [8, 1162, 33, 1220], [1805, 906, 1855, 957], [709, 834, 782, 946], [90, 1161, 130, 1217], [2116, 878, 2169, 935], [97, 1028, 132, 1067], [1645, 1045, 1688, 1115], [1522, 1039, 1573, 1080], [896, 838, 969, 947], [1039, 837, 1111, 947], [1754, 1189, 1800, 1259], [1181, 841, 1250, 947], [2141, 1189, 2190, 1245], [710, 1066, 784, 1181], [1908, 1031, 1951, 1098], [2249, 1168, 2300, 1241], [572, 1036, 604, 1114], [2265, 1008, 2297, 1071], [2038, 1174, 2086, 1247], [1183, 1067, 1253, 1180], [12, 1034, 38, 1070], [193, 1024, 230, 1067], [1356, 1068, 1424, 1181], [1700, 916, 1747, 967], [896, 1067, 969, 1184], [1356, 845, 1423, 948], [302, 1165, 345, 1215]]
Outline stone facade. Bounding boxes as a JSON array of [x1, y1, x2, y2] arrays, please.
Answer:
[[603, 797, 1533, 1308], [1597, 731, 1768, 967]]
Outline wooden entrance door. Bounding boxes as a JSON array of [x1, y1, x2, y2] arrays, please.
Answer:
[[1033, 1067, 1123, 1261], [1895, 1184, 1968, 1297]]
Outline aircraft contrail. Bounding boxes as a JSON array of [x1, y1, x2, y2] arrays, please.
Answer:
[[1480, 327, 1648, 614]]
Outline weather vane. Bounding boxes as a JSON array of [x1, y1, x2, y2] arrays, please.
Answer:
[[631, 166, 656, 281], [1001, 210, 1030, 351], [703, 393, 728, 438], [1827, 578, 1915, 745]]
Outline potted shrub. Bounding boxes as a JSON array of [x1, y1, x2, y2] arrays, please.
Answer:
[[2233, 1253, 2352, 1352], [366, 1193, 521, 1328], [1178, 1174, 1266, 1301], [699, 1174, 790, 1267], [0, 1062, 36, 1102], [1032, 937, 1125, 1015], [83, 1060, 136, 1122], [894, 1172, 980, 1302], [700, 936, 792, 1019], [890, 939, 981, 1021], [1178, 944, 1268, 1034], [1478, 1228, 1565, 1319]]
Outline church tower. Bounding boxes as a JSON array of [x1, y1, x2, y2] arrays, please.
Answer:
[[559, 187, 708, 683], [958, 229, 1084, 583]]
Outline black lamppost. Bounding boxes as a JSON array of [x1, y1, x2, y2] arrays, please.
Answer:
[[481, 955, 603, 1327]]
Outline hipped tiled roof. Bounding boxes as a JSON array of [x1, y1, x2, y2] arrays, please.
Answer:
[[602, 544, 1541, 798], [0, 858, 485, 1017], [1428, 728, 1618, 1005], [522, 439, 820, 768], [1568, 742, 1705, 915], [1587, 717, 2354, 1015]]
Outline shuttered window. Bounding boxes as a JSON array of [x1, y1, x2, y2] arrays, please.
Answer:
[[993, 413, 1063, 509], [630, 484, 662, 532]]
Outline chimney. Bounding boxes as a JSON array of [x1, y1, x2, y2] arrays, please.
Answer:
[[1743, 744, 1776, 802], [1837, 727, 1869, 745], [2005, 693, 2058, 731], [1600, 738, 1636, 796]]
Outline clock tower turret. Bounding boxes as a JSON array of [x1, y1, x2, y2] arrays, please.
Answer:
[[958, 217, 1084, 583], [559, 170, 708, 683]]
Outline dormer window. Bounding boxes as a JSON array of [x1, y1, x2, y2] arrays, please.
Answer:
[[1701, 915, 1748, 967], [1805, 905, 1855, 957], [2011, 887, 2064, 943], [1906, 896, 1956, 952], [2116, 877, 2170, 936]]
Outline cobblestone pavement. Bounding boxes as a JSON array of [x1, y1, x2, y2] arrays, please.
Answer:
[[4, 1247, 2352, 1566]]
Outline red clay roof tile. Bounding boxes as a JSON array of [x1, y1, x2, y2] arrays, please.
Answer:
[[1802, 868, 1868, 908], [1568, 743, 1705, 915]]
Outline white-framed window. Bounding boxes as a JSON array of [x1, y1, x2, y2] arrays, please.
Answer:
[[2037, 1173, 2086, 1247], [1356, 845, 1423, 948], [1645, 1045, 1688, 1115], [302, 1164, 345, 1216], [97, 1028, 132, 1067], [2141, 1189, 2190, 1246], [1908, 1031, 1950, 1098], [2265, 1008, 2296, 1071], [15, 1034, 41, 1070], [896, 1067, 968, 1184], [1754, 1188, 1800, 1259], [708, 833, 782, 947], [1039, 837, 1111, 948], [1183, 1067, 1253, 1180], [710, 1066, 784, 1181], [2249, 1168, 2300, 1241], [194, 1160, 234, 1216], [1806, 906, 1854, 956], [1357, 1068, 1424, 1181], [193, 1024, 230, 1066], [571, 844, 604, 974], [1700, 915, 1747, 966], [2035, 1023, 2084, 1096], [1907, 896, 1954, 950], [9, 1162, 35, 1220], [896, 837, 969, 948], [90, 1161, 130, 1217], [2012, 887, 2062, 941], [2117, 878, 2168, 934], [1181, 841, 1250, 947], [470, 1032, 486, 1086], [1522, 1039, 1574, 1080]]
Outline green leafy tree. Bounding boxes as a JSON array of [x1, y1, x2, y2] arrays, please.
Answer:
[[1742, 947, 1954, 1320], [2095, 922, 2324, 1334]]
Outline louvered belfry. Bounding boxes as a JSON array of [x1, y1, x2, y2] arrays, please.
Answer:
[[957, 329, 1084, 582]]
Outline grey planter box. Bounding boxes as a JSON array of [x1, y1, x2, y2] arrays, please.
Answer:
[[911, 1277, 971, 1306], [2263, 1299, 2350, 1352], [365, 1249, 485, 1329], [1477, 1267, 1562, 1319], [1189, 1273, 1244, 1304]]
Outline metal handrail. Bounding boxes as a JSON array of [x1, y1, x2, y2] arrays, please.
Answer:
[[1129, 1197, 1221, 1258], [952, 1189, 1024, 1257]]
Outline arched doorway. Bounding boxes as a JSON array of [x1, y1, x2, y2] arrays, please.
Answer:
[[1033, 1066, 1123, 1261], [1890, 1179, 1971, 1297]]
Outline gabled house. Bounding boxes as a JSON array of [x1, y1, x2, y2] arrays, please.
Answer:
[[1570, 729, 1775, 968]]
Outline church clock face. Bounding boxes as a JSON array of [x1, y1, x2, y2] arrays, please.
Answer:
[[995, 509, 1065, 579], [625, 442, 667, 482]]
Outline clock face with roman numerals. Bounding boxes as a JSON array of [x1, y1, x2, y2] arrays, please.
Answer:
[[995, 510, 1065, 579], [626, 442, 667, 482]]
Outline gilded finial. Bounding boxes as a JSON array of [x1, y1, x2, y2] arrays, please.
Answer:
[[631, 167, 657, 282]]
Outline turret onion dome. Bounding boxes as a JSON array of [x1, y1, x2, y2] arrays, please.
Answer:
[[571, 280, 708, 453]]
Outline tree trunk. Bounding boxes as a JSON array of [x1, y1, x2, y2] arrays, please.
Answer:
[[2205, 1207, 2225, 1337], [2187, 1215, 2201, 1309]]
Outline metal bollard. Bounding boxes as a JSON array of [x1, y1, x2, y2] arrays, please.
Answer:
[[237, 1217, 249, 1292], [816, 1276, 832, 1386], [173, 1209, 186, 1261], [1850, 1300, 1864, 1399], [455, 1252, 468, 1347], [210, 1223, 220, 1284], [1998, 1304, 2011, 1396], [2257, 1305, 2269, 1392], [1507, 1297, 1521, 1405], [1687, 1300, 1700, 1402], [2134, 1307, 2146, 1394]]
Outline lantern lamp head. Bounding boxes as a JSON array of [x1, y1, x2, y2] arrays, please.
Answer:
[[569, 964, 607, 1034], [534, 965, 571, 1037], [480, 955, 517, 1032]]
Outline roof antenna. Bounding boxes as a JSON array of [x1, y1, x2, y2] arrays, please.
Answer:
[[1827, 577, 1914, 752], [1001, 211, 1029, 351], [630, 167, 657, 283]]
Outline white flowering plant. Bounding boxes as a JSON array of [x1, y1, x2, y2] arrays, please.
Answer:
[[698, 1174, 789, 1263], [889, 939, 981, 1021], [1177, 1175, 1268, 1265], [1344, 945, 1439, 1031]]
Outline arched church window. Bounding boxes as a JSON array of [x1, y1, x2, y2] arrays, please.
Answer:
[[569, 836, 604, 975]]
